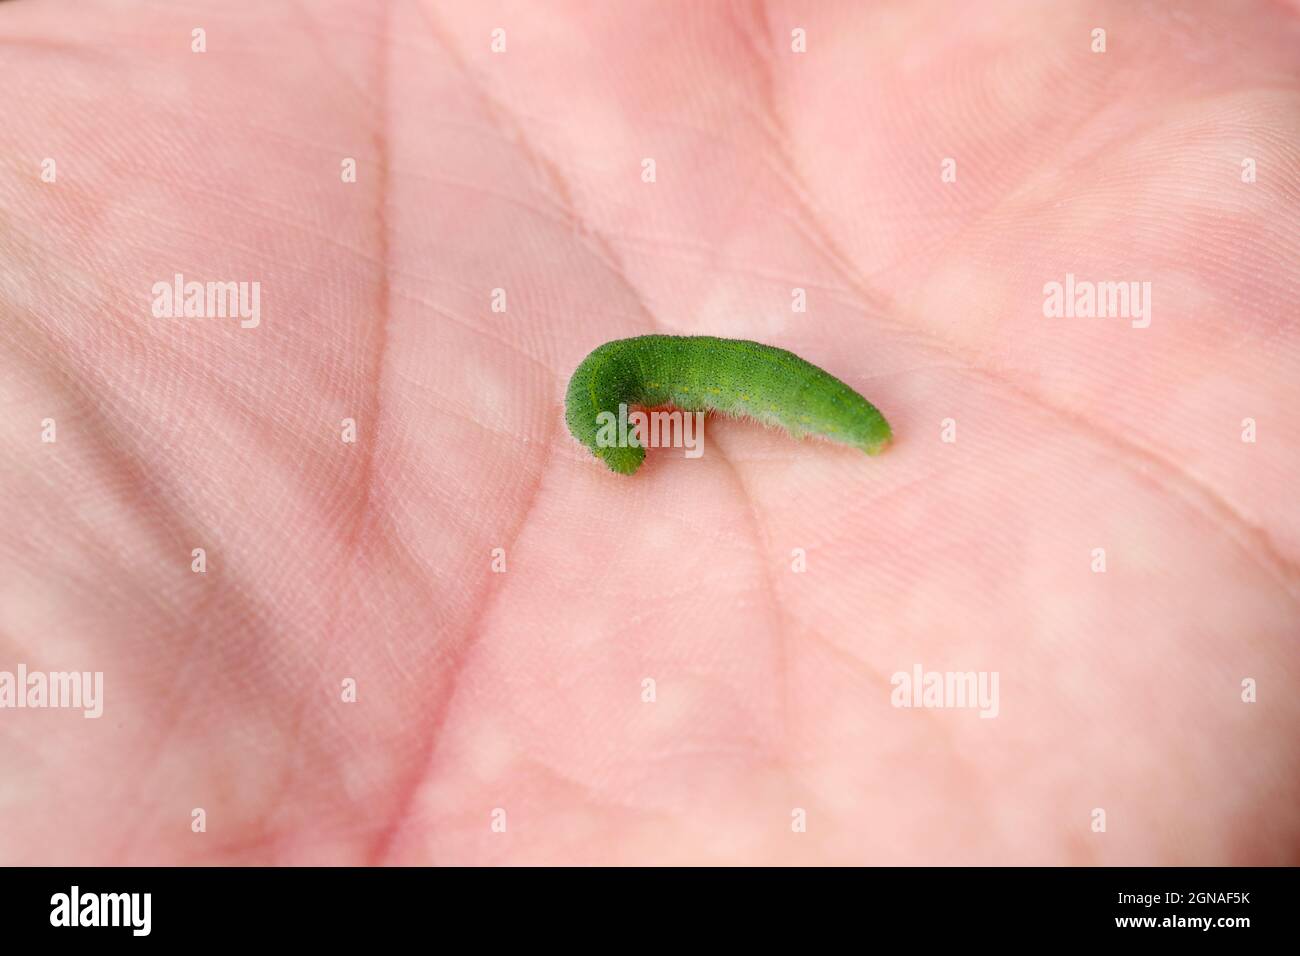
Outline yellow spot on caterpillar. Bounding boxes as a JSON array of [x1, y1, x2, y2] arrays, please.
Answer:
[[800, 416, 811, 423], [682, 386, 690, 392]]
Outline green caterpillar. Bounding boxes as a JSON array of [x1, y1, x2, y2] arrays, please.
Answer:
[[565, 335, 892, 474]]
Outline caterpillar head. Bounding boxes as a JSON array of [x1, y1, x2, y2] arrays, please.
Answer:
[[596, 443, 646, 475]]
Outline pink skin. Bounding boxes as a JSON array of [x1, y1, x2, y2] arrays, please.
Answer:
[[1, 0, 1297, 865]]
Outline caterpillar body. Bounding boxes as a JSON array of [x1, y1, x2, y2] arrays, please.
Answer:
[[564, 334, 892, 475]]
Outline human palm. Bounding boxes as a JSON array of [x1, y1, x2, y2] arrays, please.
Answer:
[[2, 0, 1297, 864]]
